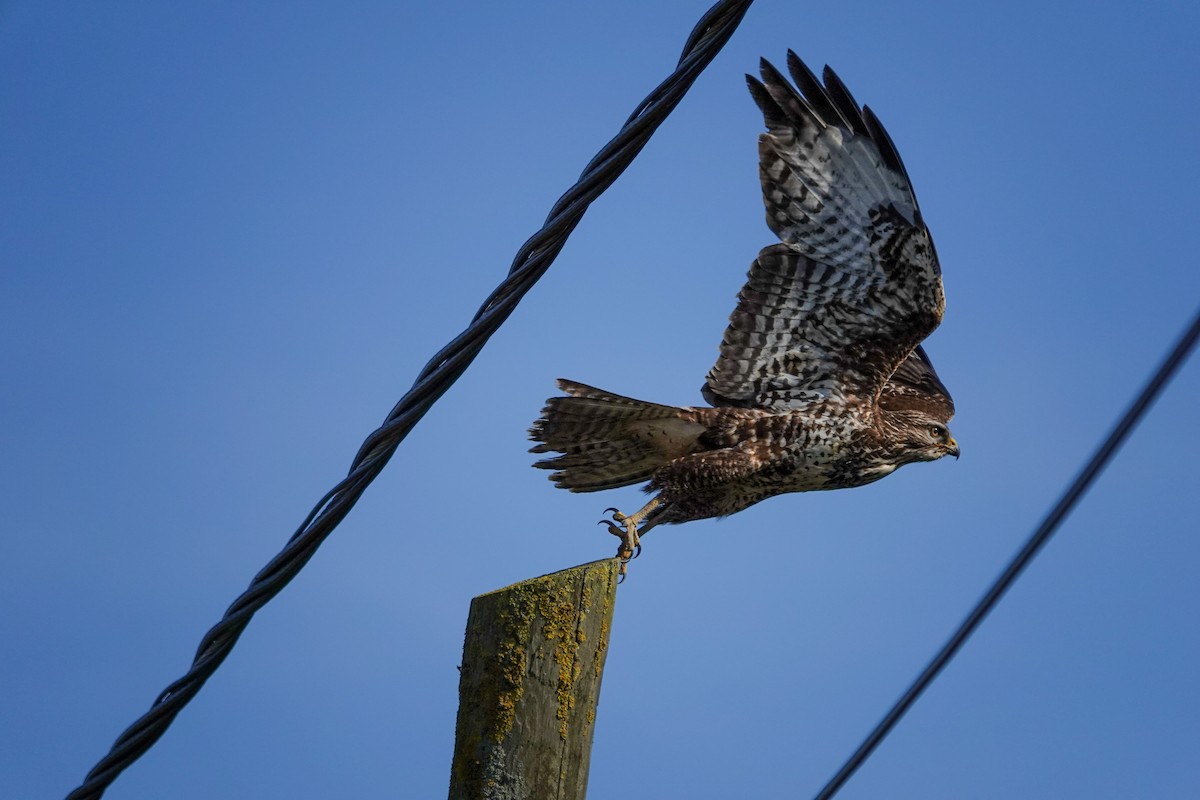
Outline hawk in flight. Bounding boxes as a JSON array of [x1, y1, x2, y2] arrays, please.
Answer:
[[530, 52, 958, 573]]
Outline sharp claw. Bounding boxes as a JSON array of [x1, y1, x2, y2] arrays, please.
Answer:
[[598, 520, 624, 538], [616, 549, 632, 583], [602, 507, 627, 522], [603, 505, 647, 581]]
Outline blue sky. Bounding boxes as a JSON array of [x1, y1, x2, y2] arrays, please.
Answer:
[[3, 2, 1198, 798]]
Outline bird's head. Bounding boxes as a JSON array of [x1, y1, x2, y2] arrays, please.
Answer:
[[884, 410, 960, 464]]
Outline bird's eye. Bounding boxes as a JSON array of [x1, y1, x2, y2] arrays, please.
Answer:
[[929, 426, 944, 440]]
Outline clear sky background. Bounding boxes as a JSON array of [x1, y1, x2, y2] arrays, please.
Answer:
[[3, 2, 1198, 798]]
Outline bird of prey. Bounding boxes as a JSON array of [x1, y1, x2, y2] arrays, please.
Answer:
[[529, 52, 958, 574]]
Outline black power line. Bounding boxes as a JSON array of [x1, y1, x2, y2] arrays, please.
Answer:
[[63, 3, 754, 798], [813, 305, 1200, 800]]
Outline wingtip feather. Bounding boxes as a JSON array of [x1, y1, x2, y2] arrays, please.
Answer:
[[821, 65, 870, 137]]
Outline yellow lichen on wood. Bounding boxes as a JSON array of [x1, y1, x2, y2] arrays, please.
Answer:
[[449, 558, 619, 800]]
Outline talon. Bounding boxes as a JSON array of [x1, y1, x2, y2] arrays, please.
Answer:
[[613, 526, 640, 578], [599, 498, 662, 581], [603, 507, 628, 523], [615, 545, 633, 582]]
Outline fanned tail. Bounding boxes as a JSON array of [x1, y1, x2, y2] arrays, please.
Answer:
[[529, 380, 706, 492]]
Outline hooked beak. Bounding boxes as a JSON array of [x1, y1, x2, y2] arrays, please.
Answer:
[[945, 436, 960, 460]]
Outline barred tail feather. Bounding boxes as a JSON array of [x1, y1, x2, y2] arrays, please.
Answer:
[[529, 379, 705, 492]]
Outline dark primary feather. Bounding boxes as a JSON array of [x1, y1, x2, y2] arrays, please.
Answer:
[[861, 105, 911, 191], [818, 63, 870, 137], [782, 53, 845, 130], [756, 58, 820, 132]]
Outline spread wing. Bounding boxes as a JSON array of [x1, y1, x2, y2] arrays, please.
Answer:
[[703, 52, 945, 411]]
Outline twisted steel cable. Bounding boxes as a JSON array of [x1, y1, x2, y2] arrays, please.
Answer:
[[812, 306, 1200, 800], [64, 3, 754, 797]]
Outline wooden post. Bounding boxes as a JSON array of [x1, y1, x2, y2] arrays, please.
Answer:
[[448, 558, 619, 800]]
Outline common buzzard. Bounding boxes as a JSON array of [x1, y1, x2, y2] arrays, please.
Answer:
[[530, 52, 958, 573]]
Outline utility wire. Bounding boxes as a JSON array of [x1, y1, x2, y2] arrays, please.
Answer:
[[64, 3, 754, 798], [812, 305, 1200, 800]]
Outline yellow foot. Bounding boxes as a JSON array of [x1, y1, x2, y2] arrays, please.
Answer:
[[598, 509, 641, 580], [597, 498, 662, 580]]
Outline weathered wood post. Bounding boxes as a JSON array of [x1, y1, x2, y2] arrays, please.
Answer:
[[448, 558, 619, 800]]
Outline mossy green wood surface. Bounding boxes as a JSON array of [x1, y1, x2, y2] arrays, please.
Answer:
[[448, 558, 619, 800]]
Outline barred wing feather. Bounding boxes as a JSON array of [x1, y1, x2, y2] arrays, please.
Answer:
[[704, 52, 946, 411]]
